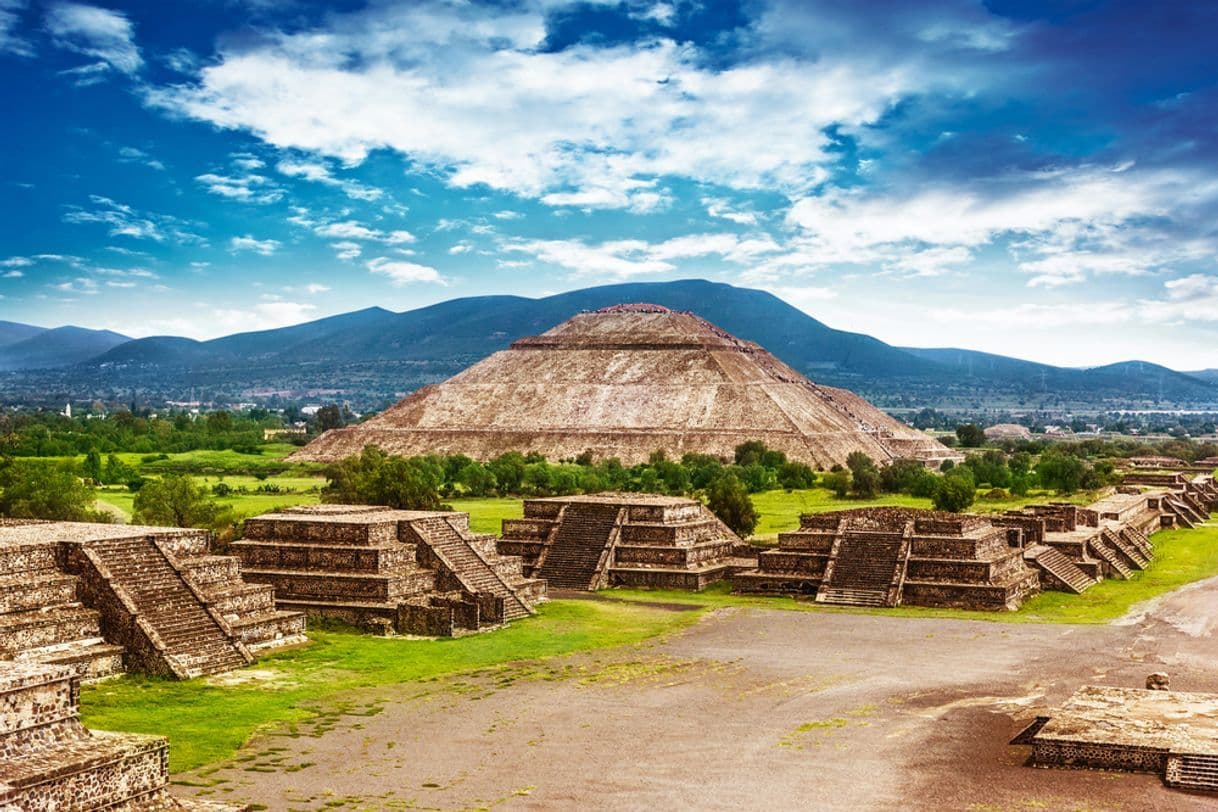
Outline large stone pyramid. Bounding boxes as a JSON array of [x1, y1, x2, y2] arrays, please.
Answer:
[[291, 304, 953, 468]]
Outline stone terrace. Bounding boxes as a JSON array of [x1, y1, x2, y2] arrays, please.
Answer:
[[0, 521, 304, 680], [498, 492, 750, 591], [0, 660, 244, 811], [733, 507, 1040, 610], [236, 505, 545, 636], [1020, 685, 1218, 793]]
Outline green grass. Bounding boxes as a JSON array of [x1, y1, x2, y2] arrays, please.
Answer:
[[447, 496, 524, 534], [96, 472, 324, 523], [80, 599, 700, 772], [603, 523, 1218, 625]]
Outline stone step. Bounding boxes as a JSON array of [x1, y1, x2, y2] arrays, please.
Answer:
[[1025, 545, 1095, 594], [0, 604, 103, 655], [817, 587, 889, 607], [0, 571, 80, 614], [0, 731, 168, 810], [18, 639, 126, 681]]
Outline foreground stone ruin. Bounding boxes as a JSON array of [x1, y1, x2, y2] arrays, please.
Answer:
[[0, 520, 305, 680], [291, 304, 956, 469], [498, 493, 750, 590], [237, 505, 545, 636], [733, 507, 1040, 609], [0, 660, 242, 810], [1017, 685, 1218, 793]]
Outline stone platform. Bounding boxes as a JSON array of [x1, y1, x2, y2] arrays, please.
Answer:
[[498, 493, 748, 591], [1019, 685, 1218, 793], [236, 505, 544, 636], [0, 660, 246, 811], [0, 521, 305, 680], [733, 507, 1040, 610]]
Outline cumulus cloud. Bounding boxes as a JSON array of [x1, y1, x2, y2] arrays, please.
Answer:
[[144, 0, 978, 211], [504, 231, 781, 278], [195, 171, 283, 205], [0, 0, 32, 57], [229, 235, 280, 255], [313, 220, 414, 244], [45, 1, 141, 74], [367, 256, 444, 285], [276, 159, 383, 200]]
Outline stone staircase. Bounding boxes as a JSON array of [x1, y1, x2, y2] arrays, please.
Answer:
[[816, 530, 905, 607], [1087, 535, 1134, 580], [86, 537, 250, 679], [1166, 753, 1218, 792], [0, 544, 123, 682], [1120, 526, 1154, 561], [537, 503, 623, 590], [1024, 545, 1095, 593], [1101, 528, 1150, 570], [411, 517, 534, 622], [1165, 497, 1202, 529], [175, 555, 306, 654]]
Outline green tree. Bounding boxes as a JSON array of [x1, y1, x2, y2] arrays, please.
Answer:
[[315, 405, 344, 432], [0, 459, 105, 521], [132, 474, 232, 529], [956, 424, 986, 448], [933, 476, 976, 513], [777, 461, 816, 490], [734, 440, 768, 467], [1036, 451, 1087, 493], [706, 473, 757, 536], [83, 449, 103, 483], [322, 446, 444, 510]]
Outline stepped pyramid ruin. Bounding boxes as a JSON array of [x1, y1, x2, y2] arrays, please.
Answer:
[[291, 304, 954, 469], [0, 520, 305, 680], [497, 493, 750, 591], [0, 660, 243, 810], [236, 505, 545, 636]]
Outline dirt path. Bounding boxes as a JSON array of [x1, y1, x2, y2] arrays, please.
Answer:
[[179, 580, 1218, 811]]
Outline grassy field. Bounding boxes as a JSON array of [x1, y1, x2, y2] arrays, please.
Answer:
[[80, 600, 702, 772], [96, 473, 322, 523], [447, 496, 524, 534]]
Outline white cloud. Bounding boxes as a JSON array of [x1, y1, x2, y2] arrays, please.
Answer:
[[702, 196, 759, 226], [45, 2, 141, 74], [229, 235, 280, 255], [330, 241, 362, 261], [447, 242, 471, 255], [0, 0, 32, 57], [367, 256, 445, 285], [1, 256, 33, 268], [62, 195, 204, 244], [3, 269, 23, 278], [145, 1, 960, 211], [117, 146, 165, 171], [212, 300, 316, 333], [276, 159, 383, 200], [504, 231, 781, 278], [304, 283, 330, 294], [313, 220, 414, 244], [195, 171, 283, 204]]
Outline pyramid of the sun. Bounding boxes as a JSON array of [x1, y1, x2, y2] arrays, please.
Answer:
[[292, 304, 953, 468]]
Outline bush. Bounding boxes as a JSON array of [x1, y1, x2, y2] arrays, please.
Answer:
[[933, 476, 976, 512], [0, 459, 108, 522], [706, 474, 757, 537], [777, 461, 816, 490], [133, 474, 234, 530], [823, 470, 850, 498]]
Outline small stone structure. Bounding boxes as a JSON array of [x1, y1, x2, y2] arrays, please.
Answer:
[[497, 493, 749, 591], [236, 505, 545, 636], [0, 660, 244, 810], [1016, 685, 1218, 793], [732, 507, 1040, 610], [0, 521, 305, 680]]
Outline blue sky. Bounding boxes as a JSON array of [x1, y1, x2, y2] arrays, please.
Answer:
[[1, 0, 1217, 368]]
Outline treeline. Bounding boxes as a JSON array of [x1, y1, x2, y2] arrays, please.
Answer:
[[0, 410, 287, 456], [948, 422, 1218, 461]]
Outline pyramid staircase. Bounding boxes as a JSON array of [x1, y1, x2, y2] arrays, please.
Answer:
[[1023, 545, 1096, 593], [1166, 753, 1218, 792], [536, 503, 624, 590], [816, 527, 907, 607], [83, 537, 251, 679], [1100, 528, 1150, 570], [1119, 525, 1155, 561], [0, 545, 124, 682], [1087, 535, 1134, 580], [1164, 497, 1202, 529], [410, 516, 535, 622], [0, 661, 240, 811]]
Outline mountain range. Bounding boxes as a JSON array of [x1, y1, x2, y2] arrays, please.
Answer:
[[1, 280, 1215, 410]]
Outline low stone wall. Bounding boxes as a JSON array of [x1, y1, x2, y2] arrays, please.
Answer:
[[1031, 739, 1168, 774]]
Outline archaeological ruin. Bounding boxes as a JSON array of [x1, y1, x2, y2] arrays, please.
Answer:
[[236, 505, 545, 636], [1016, 684, 1218, 793], [733, 474, 1217, 610], [0, 520, 305, 681], [290, 304, 956, 469], [0, 660, 242, 810], [497, 493, 752, 590], [732, 507, 1041, 610]]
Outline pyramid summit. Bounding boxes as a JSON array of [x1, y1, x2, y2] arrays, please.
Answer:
[[291, 305, 954, 468]]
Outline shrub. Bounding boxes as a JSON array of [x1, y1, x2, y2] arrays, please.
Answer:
[[933, 476, 976, 513], [706, 474, 757, 537]]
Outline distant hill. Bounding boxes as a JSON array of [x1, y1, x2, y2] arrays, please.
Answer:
[[1188, 369, 1218, 385], [0, 325, 130, 371], [0, 320, 46, 350], [1, 279, 1215, 410], [903, 348, 1217, 403]]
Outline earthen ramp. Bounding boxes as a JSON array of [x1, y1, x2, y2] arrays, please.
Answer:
[[292, 304, 952, 468]]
